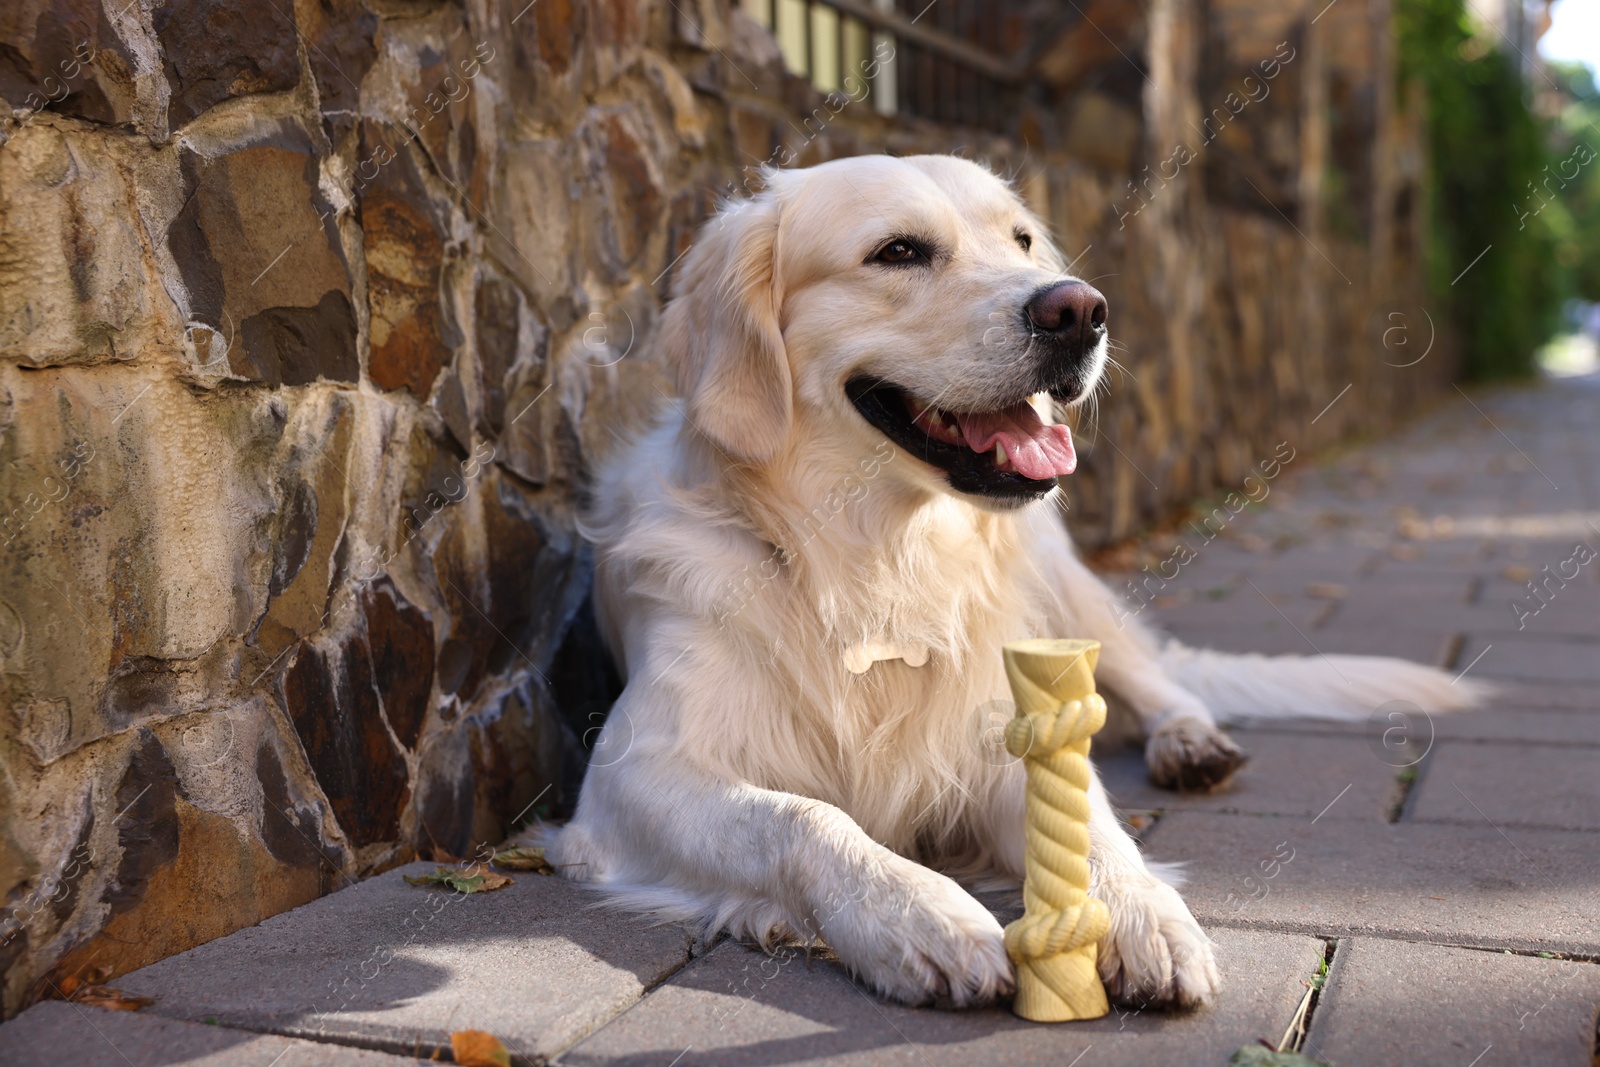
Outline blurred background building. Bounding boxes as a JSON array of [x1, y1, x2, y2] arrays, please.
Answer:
[[0, 0, 1595, 1020]]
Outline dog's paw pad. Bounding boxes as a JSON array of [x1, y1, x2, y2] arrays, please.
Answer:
[[1146, 717, 1248, 792]]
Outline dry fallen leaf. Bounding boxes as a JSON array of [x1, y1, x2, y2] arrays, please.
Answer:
[[1305, 582, 1347, 601], [451, 1029, 512, 1067], [493, 847, 556, 875], [73, 985, 156, 1011], [403, 863, 512, 894]]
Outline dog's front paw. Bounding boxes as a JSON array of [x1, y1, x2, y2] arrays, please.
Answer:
[[1146, 716, 1247, 791], [1095, 874, 1220, 1010], [829, 864, 1014, 1008]]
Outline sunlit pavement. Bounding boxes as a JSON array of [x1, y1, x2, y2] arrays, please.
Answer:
[[4, 377, 1600, 1065]]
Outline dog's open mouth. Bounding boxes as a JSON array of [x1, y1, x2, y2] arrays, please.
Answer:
[[846, 377, 1075, 501]]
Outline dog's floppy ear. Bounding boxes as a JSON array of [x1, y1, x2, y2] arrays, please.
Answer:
[[657, 189, 790, 462]]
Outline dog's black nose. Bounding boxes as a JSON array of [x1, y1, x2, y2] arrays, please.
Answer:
[[1025, 281, 1108, 347]]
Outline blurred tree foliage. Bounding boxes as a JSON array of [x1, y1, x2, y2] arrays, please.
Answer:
[[1396, 0, 1599, 379], [1548, 62, 1600, 309]]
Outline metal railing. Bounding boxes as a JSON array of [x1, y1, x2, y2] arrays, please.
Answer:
[[740, 0, 1024, 131]]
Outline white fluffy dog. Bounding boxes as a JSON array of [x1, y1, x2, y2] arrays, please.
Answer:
[[545, 155, 1480, 1009]]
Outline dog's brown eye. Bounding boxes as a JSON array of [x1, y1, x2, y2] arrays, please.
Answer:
[[1015, 231, 1033, 252], [876, 240, 921, 264]]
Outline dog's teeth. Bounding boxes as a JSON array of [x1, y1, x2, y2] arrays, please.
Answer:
[[995, 442, 1007, 467]]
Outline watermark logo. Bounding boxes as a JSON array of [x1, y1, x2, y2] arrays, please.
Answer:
[[1365, 699, 1432, 768], [577, 305, 635, 368], [973, 699, 1023, 767], [1378, 308, 1435, 368]]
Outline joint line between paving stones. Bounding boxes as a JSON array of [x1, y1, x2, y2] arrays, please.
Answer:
[[545, 939, 705, 1062]]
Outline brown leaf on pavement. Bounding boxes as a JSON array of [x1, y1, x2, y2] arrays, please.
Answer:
[[492, 847, 556, 874], [73, 985, 156, 1011], [402, 863, 512, 894], [451, 1029, 513, 1067]]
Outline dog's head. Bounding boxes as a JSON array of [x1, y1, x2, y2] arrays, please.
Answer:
[[659, 154, 1107, 508]]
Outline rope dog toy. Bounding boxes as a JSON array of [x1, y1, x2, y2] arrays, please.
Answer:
[[1001, 638, 1111, 1022]]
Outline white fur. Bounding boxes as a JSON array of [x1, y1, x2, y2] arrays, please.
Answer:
[[544, 156, 1477, 1010]]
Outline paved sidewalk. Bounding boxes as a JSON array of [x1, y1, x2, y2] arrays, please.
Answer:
[[3, 377, 1599, 1066]]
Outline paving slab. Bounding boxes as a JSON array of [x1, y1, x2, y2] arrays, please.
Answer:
[[1156, 622, 1333, 657], [1298, 622, 1459, 666], [1481, 680, 1600, 710], [1142, 812, 1600, 954], [560, 928, 1323, 1067], [1145, 589, 1329, 632], [1263, 705, 1600, 745], [1306, 939, 1600, 1067], [1098, 730, 1402, 822], [0, 1000, 428, 1066], [116, 862, 694, 1063], [1158, 614, 1465, 668], [1407, 741, 1600, 831], [1454, 633, 1600, 685], [1321, 596, 1504, 635]]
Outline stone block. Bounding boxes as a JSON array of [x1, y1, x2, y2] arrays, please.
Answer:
[[0, 126, 168, 367], [1143, 813, 1600, 954], [1407, 740, 1600, 831], [0, 1, 141, 130], [117, 863, 695, 1061], [1452, 634, 1600, 685], [563, 928, 1323, 1067], [1307, 938, 1600, 1066], [167, 135, 357, 386], [0, 1001, 428, 1066], [1099, 729, 1402, 821], [153, 0, 301, 126], [358, 122, 449, 399]]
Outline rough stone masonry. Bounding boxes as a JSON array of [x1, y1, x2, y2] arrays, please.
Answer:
[[0, 0, 1450, 1018]]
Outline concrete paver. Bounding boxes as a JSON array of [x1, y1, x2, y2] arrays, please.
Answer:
[[114, 862, 693, 1063], [1143, 812, 1600, 955], [1263, 704, 1600, 745], [559, 929, 1324, 1067], [5, 379, 1599, 1065], [1306, 939, 1600, 1067], [0, 1001, 429, 1066], [1453, 633, 1600, 685], [1407, 740, 1600, 831], [1098, 729, 1403, 821]]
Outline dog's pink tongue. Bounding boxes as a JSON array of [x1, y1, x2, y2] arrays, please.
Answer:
[[954, 403, 1077, 480]]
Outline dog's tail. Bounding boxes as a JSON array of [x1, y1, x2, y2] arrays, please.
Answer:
[[1157, 642, 1492, 725]]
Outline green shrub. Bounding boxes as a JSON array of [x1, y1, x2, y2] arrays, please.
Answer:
[[1396, 0, 1574, 379]]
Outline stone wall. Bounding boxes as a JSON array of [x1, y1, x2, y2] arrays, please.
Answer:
[[0, 0, 1448, 1016]]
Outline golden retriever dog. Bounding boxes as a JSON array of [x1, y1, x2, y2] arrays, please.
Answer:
[[544, 155, 1480, 1008]]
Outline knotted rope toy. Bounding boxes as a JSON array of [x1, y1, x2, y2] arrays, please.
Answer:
[[1001, 638, 1111, 1022]]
